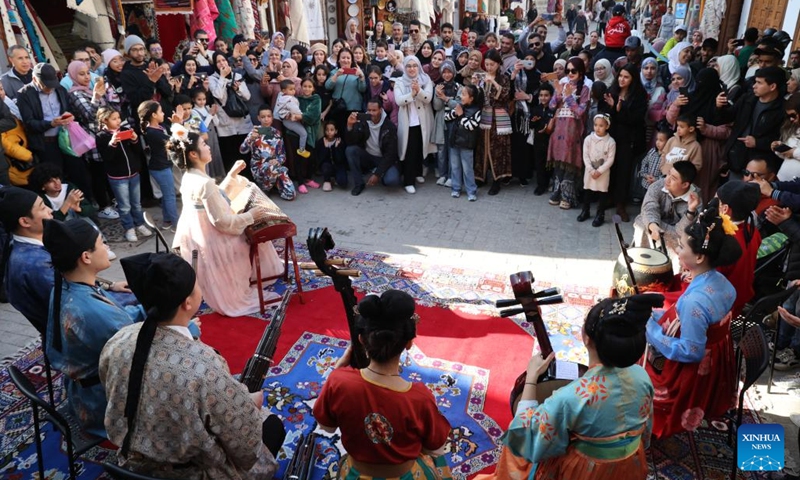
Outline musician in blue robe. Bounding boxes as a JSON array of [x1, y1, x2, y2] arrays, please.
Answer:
[[43, 219, 146, 437]]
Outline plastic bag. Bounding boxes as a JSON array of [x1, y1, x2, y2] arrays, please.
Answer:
[[58, 127, 77, 157], [66, 121, 96, 157]]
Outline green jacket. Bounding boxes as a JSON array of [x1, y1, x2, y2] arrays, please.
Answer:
[[299, 94, 322, 149]]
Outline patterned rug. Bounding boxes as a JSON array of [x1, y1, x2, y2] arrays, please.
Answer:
[[0, 241, 774, 479]]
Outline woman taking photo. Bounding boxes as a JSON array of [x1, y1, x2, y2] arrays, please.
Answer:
[[548, 57, 590, 209], [774, 92, 800, 181], [491, 294, 661, 479], [714, 54, 742, 104], [510, 52, 541, 185], [395, 56, 435, 194], [313, 290, 453, 480], [173, 55, 209, 96], [325, 48, 367, 138], [67, 59, 107, 205], [167, 128, 284, 317], [641, 58, 666, 146], [603, 64, 647, 221], [456, 50, 484, 86], [646, 201, 741, 439], [476, 49, 513, 195], [208, 52, 253, 173]]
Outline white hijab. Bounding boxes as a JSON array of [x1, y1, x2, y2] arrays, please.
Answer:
[[716, 54, 740, 90], [668, 41, 692, 73], [396, 56, 431, 90]]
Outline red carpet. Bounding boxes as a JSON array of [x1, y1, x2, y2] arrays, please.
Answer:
[[200, 286, 533, 431]]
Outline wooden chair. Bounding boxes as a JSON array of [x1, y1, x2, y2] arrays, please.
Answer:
[[248, 222, 304, 314]]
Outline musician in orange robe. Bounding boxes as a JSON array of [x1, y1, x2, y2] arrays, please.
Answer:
[[483, 294, 662, 480], [166, 126, 285, 317], [645, 202, 742, 438]]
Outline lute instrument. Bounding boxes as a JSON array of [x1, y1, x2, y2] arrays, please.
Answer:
[[239, 289, 293, 392], [498, 271, 588, 415], [306, 228, 368, 369]]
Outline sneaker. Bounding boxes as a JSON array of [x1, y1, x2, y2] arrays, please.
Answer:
[[322, 181, 332, 192], [305, 180, 320, 189], [296, 148, 311, 158], [415, 176, 426, 184], [405, 185, 416, 194], [125, 228, 138, 242], [105, 245, 117, 261], [451, 191, 460, 198], [775, 349, 800, 371], [298, 184, 309, 194], [468, 194, 477, 202], [98, 206, 120, 220], [444, 179, 452, 188], [161, 222, 174, 232], [559, 200, 572, 210], [136, 225, 153, 237], [436, 176, 447, 186]]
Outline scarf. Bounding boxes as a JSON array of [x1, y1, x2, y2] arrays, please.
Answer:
[[481, 74, 512, 135], [668, 41, 692, 74], [666, 65, 695, 105], [416, 41, 436, 66], [458, 51, 484, 85], [716, 54, 740, 91], [396, 56, 431, 90], [640, 57, 659, 96], [594, 59, 613, 87], [681, 67, 721, 124], [345, 19, 359, 43], [67, 60, 91, 94]]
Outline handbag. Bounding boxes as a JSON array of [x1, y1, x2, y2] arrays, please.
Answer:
[[223, 85, 249, 118], [65, 122, 96, 157], [329, 74, 351, 116]]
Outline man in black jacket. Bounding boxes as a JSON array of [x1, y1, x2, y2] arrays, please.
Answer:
[[718, 66, 785, 178], [17, 63, 92, 197], [344, 99, 401, 196], [118, 35, 173, 122]]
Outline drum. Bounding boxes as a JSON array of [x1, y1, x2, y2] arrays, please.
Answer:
[[613, 247, 673, 297]]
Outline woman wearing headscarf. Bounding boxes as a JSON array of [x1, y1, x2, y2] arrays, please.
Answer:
[[786, 68, 800, 99], [394, 56, 436, 194], [291, 44, 312, 78], [208, 52, 254, 173], [423, 49, 446, 83], [663, 66, 695, 124], [714, 54, 742, 103], [641, 57, 667, 146], [309, 43, 329, 68], [271, 32, 290, 61], [510, 51, 541, 185], [173, 55, 210, 96], [774, 93, 800, 181], [344, 18, 363, 47], [593, 58, 614, 88], [475, 49, 513, 195], [553, 59, 567, 81], [660, 41, 693, 88], [255, 47, 285, 105], [456, 50, 484, 86], [416, 40, 436, 67], [668, 67, 726, 202]]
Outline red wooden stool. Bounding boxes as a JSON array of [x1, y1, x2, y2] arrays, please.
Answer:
[[247, 222, 305, 314]]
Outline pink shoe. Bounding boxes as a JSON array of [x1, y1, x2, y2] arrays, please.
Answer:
[[298, 184, 309, 194], [305, 180, 320, 189]]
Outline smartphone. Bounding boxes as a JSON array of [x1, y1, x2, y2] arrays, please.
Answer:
[[198, 73, 208, 80], [522, 60, 535, 69], [775, 144, 793, 153], [679, 87, 689, 96], [267, 71, 280, 80], [342, 68, 357, 75], [257, 126, 275, 139], [61, 112, 74, 120], [249, 40, 259, 48], [357, 112, 370, 121], [733, 39, 745, 46], [116, 129, 134, 141], [176, 74, 185, 82]]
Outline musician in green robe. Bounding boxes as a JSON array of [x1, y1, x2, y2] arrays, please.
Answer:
[[99, 252, 285, 478]]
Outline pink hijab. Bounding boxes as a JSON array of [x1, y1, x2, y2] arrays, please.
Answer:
[[67, 60, 91, 94]]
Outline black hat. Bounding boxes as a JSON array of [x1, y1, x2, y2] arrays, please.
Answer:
[[0, 186, 39, 232], [754, 39, 784, 58], [121, 252, 196, 316], [716, 181, 760, 220], [624, 36, 642, 50], [754, 65, 787, 85], [33, 63, 59, 89], [43, 219, 99, 272], [612, 3, 625, 15]]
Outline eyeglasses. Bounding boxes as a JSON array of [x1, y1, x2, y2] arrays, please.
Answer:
[[409, 29, 419, 33], [197, 38, 209, 43], [594, 66, 606, 71], [248, 57, 259, 63], [566, 68, 579, 74], [742, 170, 764, 178], [530, 42, 542, 47]]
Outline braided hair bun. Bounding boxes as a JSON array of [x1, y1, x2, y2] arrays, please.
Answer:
[[684, 200, 743, 268], [357, 290, 417, 363], [585, 294, 665, 368]]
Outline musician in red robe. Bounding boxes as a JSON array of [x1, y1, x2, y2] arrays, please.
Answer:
[[645, 202, 742, 438]]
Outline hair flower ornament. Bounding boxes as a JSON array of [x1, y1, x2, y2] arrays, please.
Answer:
[[720, 213, 738, 236], [170, 123, 191, 144]]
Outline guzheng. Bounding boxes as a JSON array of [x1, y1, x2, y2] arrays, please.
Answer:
[[230, 184, 292, 242]]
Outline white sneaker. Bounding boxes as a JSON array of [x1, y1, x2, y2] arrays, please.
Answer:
[[436, 176, 447, 186], [105, 245, 117, 261], [445, 179, 452, 187], [405, 185, 416, 194], [98, 206, 120, 220], [415, 176, 425, 184], [136, 225, 153, 237], [125, 228, 138, 242]]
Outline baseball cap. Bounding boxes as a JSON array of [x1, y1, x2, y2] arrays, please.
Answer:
[[33, 63, 59, 89], [625, 36, 642, 50], [612, 4, 625, 15], [754, 39, 783, 57], [674, 24, 687, 33]]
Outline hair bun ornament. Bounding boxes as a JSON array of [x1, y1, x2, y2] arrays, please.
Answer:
[[720, 212, 738, 236], [170, 123, 191, 145]]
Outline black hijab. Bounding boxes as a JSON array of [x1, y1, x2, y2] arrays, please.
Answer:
[[681, 67, 722, 125]]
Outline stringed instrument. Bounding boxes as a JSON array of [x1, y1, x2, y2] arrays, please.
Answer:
[[497, 271, 588, 415], [306, 228, 368, 369]]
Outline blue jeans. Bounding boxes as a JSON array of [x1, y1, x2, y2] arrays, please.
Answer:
[[345, 145, 401, 188], [149, 168, 178, 224], [449, 146, 477, 196], [777, 289, 800, 353], [108, 174, 144, 231]]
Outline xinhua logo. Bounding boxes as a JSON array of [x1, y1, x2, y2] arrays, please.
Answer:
[[737, 424, 784, 471]]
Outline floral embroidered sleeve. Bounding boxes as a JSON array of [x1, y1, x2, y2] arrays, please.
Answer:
[[563, 85, 589, 118], [645, 291, 711, 363]]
